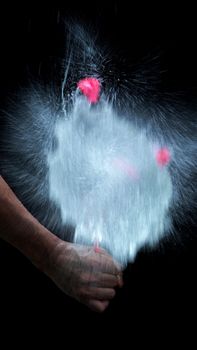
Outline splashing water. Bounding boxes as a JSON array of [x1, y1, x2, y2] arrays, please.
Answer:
[[47, 82, 173, 264], [0, 25, 196, 266]]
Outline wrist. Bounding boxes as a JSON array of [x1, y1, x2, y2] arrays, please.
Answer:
[[31, 225, 63, 274], [42, 238, 71, 278]]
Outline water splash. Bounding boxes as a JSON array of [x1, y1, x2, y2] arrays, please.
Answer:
[[0, 25, 196, 266], [48, 90, 173, 264]]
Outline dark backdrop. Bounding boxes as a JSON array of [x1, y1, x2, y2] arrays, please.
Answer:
[[0, 2, 196, 342]]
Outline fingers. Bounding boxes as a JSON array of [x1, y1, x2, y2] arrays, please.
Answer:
[[96, 249, 123, 273], [81, 287, 116, 300], [116, 273, 124, 288], [86, 300, 110, 313], [90, 272, 124, 288], [50, 241, 125, 314], [89, 251, 123, 275], [73, 243, 123, 275], [80, 268, 124, 289]]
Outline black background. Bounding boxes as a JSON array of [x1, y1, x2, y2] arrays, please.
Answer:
[[0, 2, 196, 343]]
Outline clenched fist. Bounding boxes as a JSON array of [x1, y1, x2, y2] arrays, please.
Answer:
[[47, 241, 123, 312]]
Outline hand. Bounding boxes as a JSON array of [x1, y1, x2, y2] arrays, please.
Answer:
[[46, 241, 123, 313]]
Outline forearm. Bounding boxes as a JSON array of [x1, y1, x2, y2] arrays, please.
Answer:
[[0, 176, 122, 312], [0, 175, 61, 273]]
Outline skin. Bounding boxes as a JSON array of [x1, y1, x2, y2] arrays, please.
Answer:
[[0, 175, 123, 312]]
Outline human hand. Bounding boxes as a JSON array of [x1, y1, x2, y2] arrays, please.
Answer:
[[46, 241, 123, 312]]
